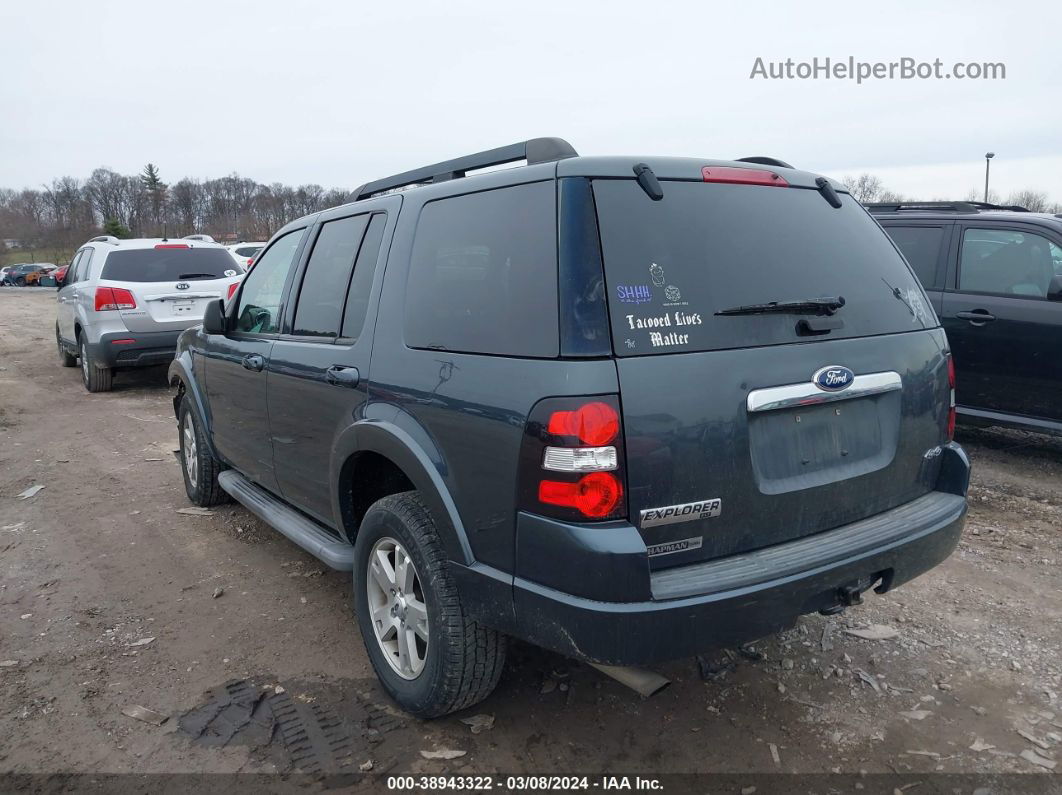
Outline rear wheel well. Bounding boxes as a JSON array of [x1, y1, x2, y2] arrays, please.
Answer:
[[341, 452, 415, 539]]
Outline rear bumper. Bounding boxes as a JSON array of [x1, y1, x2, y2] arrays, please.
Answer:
[[504, 444, 970, 666], [89, 330, 183, 368]]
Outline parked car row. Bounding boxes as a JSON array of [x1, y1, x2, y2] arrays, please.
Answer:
[[51, 139, 1058, 719], [1, 262, 57, 286]]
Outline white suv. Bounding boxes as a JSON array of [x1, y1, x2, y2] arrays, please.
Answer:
[[56, 235, 244, 392], [225, 242, 266, 269]]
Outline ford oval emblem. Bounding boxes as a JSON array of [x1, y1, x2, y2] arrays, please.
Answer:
[[175, 282, 190, 290], [813, 365, 855, 391]]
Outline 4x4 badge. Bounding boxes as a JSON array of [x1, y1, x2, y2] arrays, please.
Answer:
[[640, 498, 722, 529]]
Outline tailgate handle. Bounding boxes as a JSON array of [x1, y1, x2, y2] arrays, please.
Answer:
[[747, 371, 902, 413], [325, 365, 360, 388], [955, 310, 995, 324], [241, 354, 265, 372]]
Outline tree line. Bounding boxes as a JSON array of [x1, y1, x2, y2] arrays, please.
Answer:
[[842, 173, 1061, 212], [0, 163, 350, 261], [3, 164, 1059, 264]]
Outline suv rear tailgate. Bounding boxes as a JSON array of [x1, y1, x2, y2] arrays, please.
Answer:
[[592, 175, 948, 569], [617, 329, 951, 567]]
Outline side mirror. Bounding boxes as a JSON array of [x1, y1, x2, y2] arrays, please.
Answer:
[[203, 298, 227, 334], [1049, 275, 1062, 302]]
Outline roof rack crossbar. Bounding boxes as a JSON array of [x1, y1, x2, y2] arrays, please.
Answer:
[[736, 156, 795, 169], [351, 137, 578, 201]]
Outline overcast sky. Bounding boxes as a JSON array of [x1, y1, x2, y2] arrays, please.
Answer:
[[2, 0, 1059, 202]]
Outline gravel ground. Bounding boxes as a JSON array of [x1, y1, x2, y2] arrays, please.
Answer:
[[1, 289, 1059, 783]]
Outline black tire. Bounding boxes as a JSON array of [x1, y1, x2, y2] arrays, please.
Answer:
[[15, 276, 26, 287], [79, 335, 113, 392], [178, 396, 227, 506], [57, 327, 77, 367], [353, 492, 506, 718]]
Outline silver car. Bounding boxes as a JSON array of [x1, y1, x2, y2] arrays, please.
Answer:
[[56, 234, 244, 392]]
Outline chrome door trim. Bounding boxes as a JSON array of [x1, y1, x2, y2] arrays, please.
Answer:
[[747, 371, 902, 413]]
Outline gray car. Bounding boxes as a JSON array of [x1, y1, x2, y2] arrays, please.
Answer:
[[56, 234, 243, 392]]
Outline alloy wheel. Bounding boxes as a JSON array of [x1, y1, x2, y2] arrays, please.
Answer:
[[366, 537, 429, 679], [182, 413, 198, 487]]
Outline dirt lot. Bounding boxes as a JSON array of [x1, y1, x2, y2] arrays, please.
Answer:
[[1, 289, 1060, 784]]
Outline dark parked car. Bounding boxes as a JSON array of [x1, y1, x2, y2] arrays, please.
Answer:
[[169, 138, 969, 717], [870, 202, 1062, 436]]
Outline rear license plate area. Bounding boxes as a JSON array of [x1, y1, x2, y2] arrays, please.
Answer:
[[748, 394, 900, 495], [172, 300, 195, 315]]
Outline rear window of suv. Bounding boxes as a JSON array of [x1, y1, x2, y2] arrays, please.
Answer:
[[593, 180, 934, 355], [101, 248, 239, 282], [404, 181, 558, 357]]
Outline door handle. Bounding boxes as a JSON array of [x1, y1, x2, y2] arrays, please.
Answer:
[[241, 354, 265, 372], [325, 365, 360, 388], [955, 310, 995, 324]]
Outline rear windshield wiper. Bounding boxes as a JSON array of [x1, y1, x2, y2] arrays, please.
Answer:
[[715, 296, 846, 316], [177, 272, 221, 280]]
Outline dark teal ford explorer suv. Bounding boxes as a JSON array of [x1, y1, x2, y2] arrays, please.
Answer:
[[168, 138, 970, 717]]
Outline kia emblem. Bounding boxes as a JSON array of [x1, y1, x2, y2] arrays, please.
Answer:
[[176, 282, 190, 290]]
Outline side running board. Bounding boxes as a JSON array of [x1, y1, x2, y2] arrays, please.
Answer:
[[218, 470, 354, 571]]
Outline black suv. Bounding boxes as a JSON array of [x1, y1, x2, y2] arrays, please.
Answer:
[[870, 202, 1062, 436], [169, 138, 969, 717]]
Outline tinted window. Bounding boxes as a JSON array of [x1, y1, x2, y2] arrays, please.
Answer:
[[883, 226, 945, 288], [235, 230, 303, 334], [404, 182, 558, 357], [342, 213, 386, 339], [593, 180, 935, 355], [235, 246, 262, 257], [960, 228, 1057, 298], [101, 248, 238, 282], [293, 215, 369, 338]]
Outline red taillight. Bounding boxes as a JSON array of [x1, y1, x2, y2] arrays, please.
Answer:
[[227, 282, 239, 300], [946, 355, 957, 441], [519, 396, 627, 522], [94, 286, 137, 311], [539, 472, 624, 519], [547, 401, 620, 446], [155, 243, 189, 249], [702, 166, 788, 187]]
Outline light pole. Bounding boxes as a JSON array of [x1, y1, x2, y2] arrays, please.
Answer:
[[984, 152, 995, 203]]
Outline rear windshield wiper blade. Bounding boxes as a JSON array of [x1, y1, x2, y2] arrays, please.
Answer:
[[177, 272, 221, 280], [715, 296, 846, 316]]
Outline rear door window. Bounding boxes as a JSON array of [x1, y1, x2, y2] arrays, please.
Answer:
[[292, 214, 370, 338], [882, 225, 947, 289], [342, 213, 387, 340], [101, 248, 238, 282], [593, 180, 934, 355], [959, 227, 1057, 298], [404, 182, 558, 357]]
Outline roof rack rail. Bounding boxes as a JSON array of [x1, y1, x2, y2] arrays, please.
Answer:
[[87, 235, 120, 245], [866, 201, 1030, 214], [352, 137, 578, 201], [967, 201, 1030, 212], [182, 234, 216, 242], [736, 156, 794, 169]]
